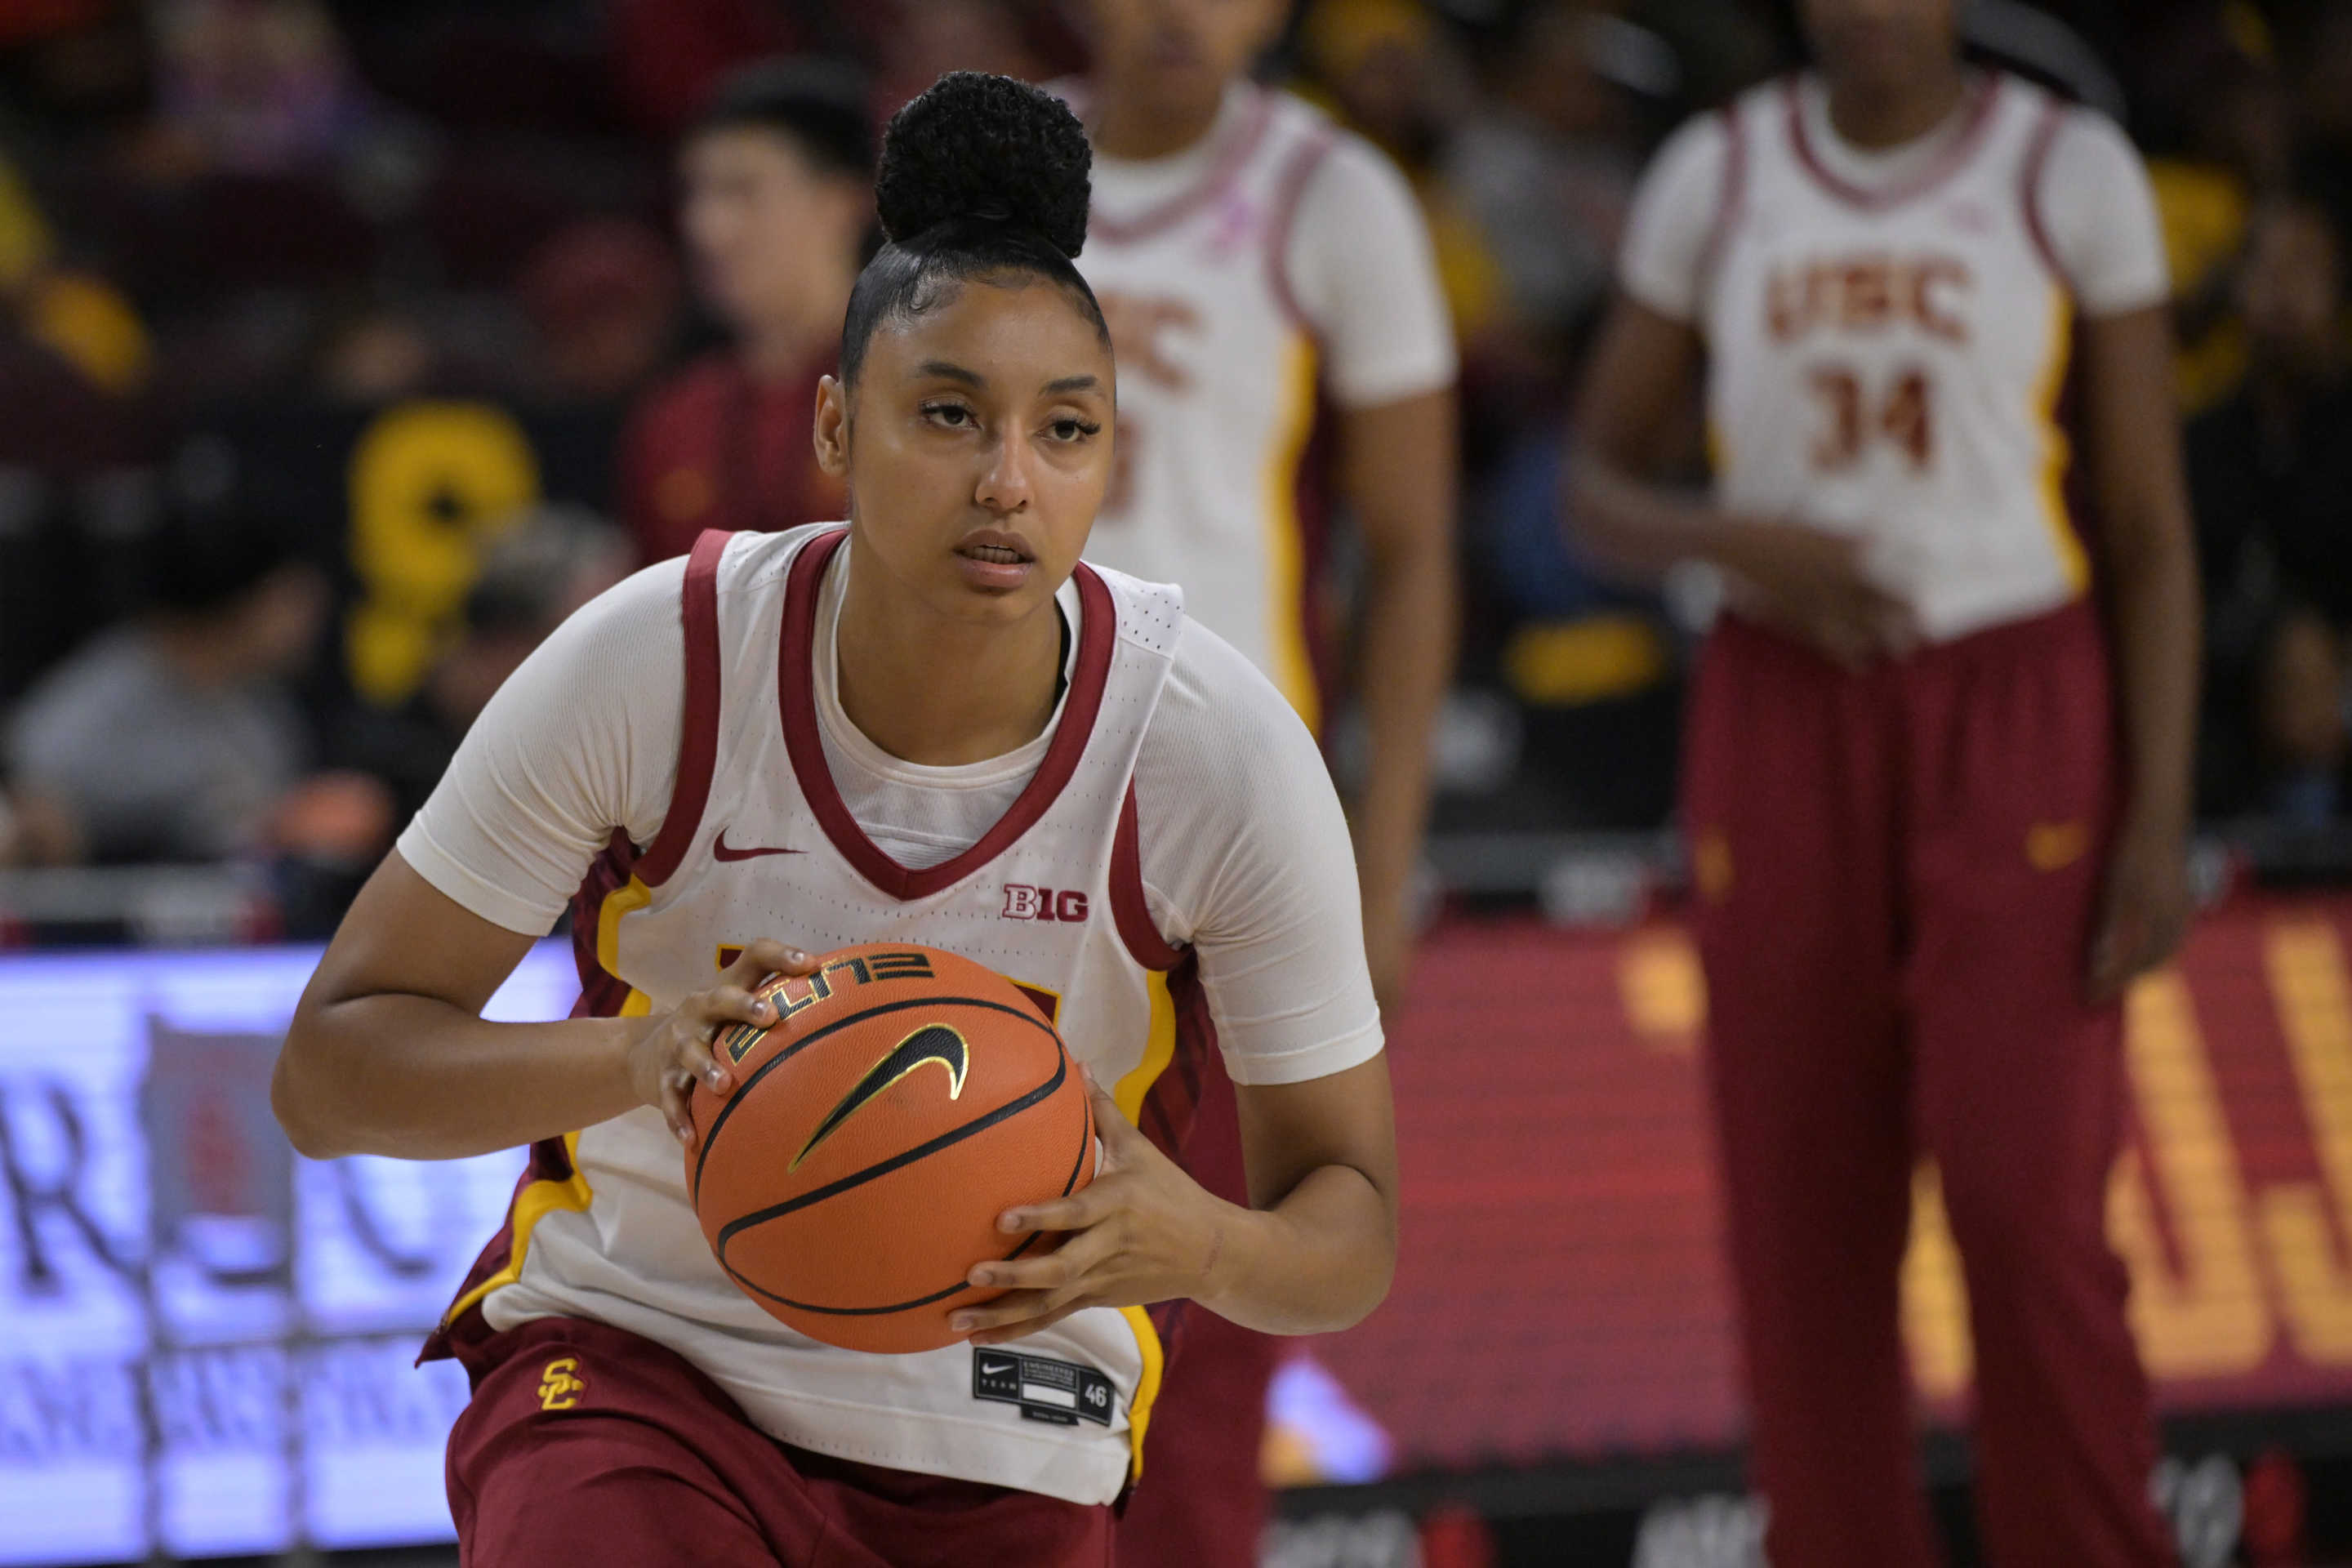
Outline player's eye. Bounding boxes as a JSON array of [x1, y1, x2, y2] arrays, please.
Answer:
[[1045, 416, 1102, 443], [921, 401, 976, 429]]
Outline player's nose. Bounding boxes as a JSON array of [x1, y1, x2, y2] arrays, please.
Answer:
[[973, 436, 1034, 515]]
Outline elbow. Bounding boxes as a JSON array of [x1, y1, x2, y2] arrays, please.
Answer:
[[1329, 1242, 1398, 1334], [270, 1022, 352, 1161], [1324, 1188, 1400, 1334]]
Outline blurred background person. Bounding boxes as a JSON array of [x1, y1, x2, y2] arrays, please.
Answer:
[[1058, 0, 1458, 1562], [2188, 194, 2352, 826], [332, 502, 635, 826], [1, 497, 384, 866], [619, 58, 872, 565], [1571, 0, 2197, 1561], [518, 217, 686, 408]]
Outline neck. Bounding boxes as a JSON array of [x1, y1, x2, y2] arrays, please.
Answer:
[[738, 270, 854, 382], [831, 537, 1063, 766], [1090, 78, 1227, 162], [1824, 62, 1968, 151]]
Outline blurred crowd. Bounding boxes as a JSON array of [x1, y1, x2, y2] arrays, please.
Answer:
[[2, 0, 2351, 919]]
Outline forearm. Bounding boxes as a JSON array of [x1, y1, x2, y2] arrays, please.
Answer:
[[1569, 452, 1751, 581], [1196, 1161, 1396, 1334], [1352, 538, 1454, 929], [2103, 514, 2201, 833], [274, 997, 643, 1162]]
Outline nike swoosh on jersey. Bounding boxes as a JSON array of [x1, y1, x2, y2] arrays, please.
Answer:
[[715, 829, 806, 862]]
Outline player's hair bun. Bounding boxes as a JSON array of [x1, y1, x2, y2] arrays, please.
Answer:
[[874, 72, 1090, 260]]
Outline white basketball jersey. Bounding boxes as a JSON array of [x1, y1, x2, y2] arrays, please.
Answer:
[[425, 526, 1219, 1508], [1702, 74, 2090, 641], [1068, 84, 1339, 729]]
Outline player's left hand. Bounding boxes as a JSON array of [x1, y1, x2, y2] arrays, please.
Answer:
[[2087, 811, 2194, 1003], [951, 1071, 1236, 1347]]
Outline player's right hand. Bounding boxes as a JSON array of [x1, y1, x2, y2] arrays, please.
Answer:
[[1718, 520, 1920, 670], [626, 940, 822, 1146]]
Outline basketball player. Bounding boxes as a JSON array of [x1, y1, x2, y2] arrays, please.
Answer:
[[620, 60, 870, 564], [1055, 5, 1456, 1558], [1571, 0, 2198, 1562], [273, 73, 1398, 1566]]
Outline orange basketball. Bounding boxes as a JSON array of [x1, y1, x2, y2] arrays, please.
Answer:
[[684, 942, 1096, 1353]]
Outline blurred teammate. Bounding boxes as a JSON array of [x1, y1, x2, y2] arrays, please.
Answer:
[[1573, 0, 2198, 1562], [1058, 2, 1458, 1561], [275, 74, 1398, 1566], [621, 60, 871, 564]]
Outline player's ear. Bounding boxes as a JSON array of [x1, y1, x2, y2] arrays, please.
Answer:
[[813, 374, 850, 479]]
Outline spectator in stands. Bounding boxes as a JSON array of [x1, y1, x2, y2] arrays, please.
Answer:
[[336, 504, 635, 823], [1441, 1, 1649, 363], [607, 0, 873, 140], [0, 501, 375, 864], [519, 219, 684, 406], [135, 0, 368, 177], [2187, 195, 2352, 824], [619, 59, 871, 564]]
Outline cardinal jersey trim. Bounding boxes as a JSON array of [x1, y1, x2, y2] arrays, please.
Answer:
[[422, 526, 1231, 1506], [778, 529, 1120, 901]]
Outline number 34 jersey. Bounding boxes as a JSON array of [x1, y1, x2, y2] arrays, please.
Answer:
[[1702, 74, 2101, 642]]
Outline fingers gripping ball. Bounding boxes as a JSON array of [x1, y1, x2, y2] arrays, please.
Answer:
[[685, 942, 1097, 1353]]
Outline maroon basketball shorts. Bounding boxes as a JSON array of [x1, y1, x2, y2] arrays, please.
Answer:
[[443, 1313, 1112, 1568]]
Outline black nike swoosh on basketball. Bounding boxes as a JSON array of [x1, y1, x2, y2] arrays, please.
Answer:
[[714, 829, 805, 861], [714, 1049, 1092, 1317], [690, 994, 1057, 1204], [790, 1025, 970, 1173]]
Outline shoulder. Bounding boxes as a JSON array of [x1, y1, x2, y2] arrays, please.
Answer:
[[1085, 559, 1187, 662], [1644, 103, 1742, 201], [2028, 92, 2145, 188], [545, 550, 693, 670], [1286, 115, 1423, 241], [2012, 83, 2166, 310], [1618, 104, 1746, 320], [1143, 612, 1323, 782], [716, 522, 832, 594]]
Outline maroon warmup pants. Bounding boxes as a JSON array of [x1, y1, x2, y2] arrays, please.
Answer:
[[1683, 607, 2174, 1568], [442, 1315, 1112, 1568], [1116, 1064, 1277, 1568]]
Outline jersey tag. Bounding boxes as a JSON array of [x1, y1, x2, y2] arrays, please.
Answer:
[[971, 1348, 1115, 1428]]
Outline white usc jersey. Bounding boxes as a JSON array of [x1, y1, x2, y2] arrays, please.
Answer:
[[1701, 74, 2095, 641], [425, 526, 1215, 1507], [1067, 85, 1341, 728]]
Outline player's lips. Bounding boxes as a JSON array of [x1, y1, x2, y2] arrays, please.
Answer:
[[953, 529, 1036, 590]]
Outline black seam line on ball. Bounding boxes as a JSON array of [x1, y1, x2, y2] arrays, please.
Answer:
[[714, 1049, 1068, 1254], [691, 994, 1058, 1200], [717, 1102, 1093, 1316]]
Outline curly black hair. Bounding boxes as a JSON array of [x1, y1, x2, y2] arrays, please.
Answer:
[[839, 72, 1107, 385]]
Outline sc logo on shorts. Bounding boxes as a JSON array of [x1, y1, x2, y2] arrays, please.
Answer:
[[537, 1357, 586, 1411]]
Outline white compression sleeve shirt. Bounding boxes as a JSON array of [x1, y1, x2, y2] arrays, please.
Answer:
[[396, 546, 1382, 1087]]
